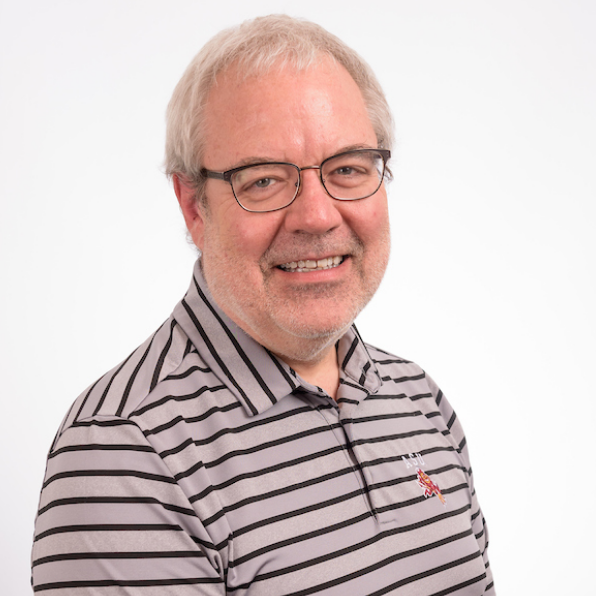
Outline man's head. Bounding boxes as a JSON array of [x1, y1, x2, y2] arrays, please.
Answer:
[[165, 14, 394, 200], [169, 16, 393, 366]]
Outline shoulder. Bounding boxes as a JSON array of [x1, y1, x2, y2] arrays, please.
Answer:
[[51, 317, 214, 449], [365, 343, 433, 393], [365, 342, 469, 453]]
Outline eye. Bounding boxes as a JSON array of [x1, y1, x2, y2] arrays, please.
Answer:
[[234, 166, 287, 194], [253, 177, 275, 188], [326, 162, 368, 187], [334, 166, 359, 176]]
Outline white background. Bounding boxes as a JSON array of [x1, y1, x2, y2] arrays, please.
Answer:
[[1, 1, 594, 593]]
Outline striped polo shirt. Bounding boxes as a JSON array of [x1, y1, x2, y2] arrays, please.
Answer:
[[32, 260, 494, 594]]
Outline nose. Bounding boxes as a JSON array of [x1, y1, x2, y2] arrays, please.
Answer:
[[283, 168, 343, 235]]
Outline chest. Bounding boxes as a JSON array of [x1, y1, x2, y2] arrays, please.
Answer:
[[165, 392, 485, 593]]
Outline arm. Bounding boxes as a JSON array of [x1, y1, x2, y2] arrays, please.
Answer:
[[32, 416, 226, 595], [428, 376, 496, 594]]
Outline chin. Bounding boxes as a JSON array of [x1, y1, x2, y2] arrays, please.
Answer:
[[267, 283, 373, 339], [272, 306, 358, 344]]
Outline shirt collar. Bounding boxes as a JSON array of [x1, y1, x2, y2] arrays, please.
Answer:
[[173, 259, 381, 416]]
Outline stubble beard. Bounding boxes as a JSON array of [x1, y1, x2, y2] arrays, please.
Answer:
[[202, 226, 390, 366], [258, 233, 390, 364]]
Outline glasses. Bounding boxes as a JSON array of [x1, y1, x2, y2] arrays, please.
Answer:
[[201, 148, 391, 213]]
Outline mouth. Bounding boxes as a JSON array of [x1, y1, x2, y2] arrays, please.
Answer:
[[277, 255, 345, 273]]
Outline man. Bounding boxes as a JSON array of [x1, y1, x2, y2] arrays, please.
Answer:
[[32, 15, 494, 595]]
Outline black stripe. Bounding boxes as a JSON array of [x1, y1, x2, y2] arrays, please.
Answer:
[[183, 338, 194, 357], [174, 459, 205, 482], [410, 392, 433, 401], [381, 372, 426, 384], [33, 549, 206, 567], [166, 363, 212, 380], [339, 378, 369, 392], [146, 404, 314, 442], [365, 392, 407, 400], [35, 523, 183, 541], [341, 335, 359, 370], [37, 495, 197, 517], [181, 298, 259, 415], [71, 418, 138, 428], [48, 443, 154, 459], [150, 319, 177, 392], [72, 376, 103, 425], [428, 574, 489, 596], [425, 410, 442, 419], [447, 410, 457, 429], [42, 468, 176, 490], [336, 397, 359, 405], [116, 330, 158, 417], [372, 358, 410, 365], [358, 360, 371, 385], [352, 410, 423, 424], [159, 437, 195, 459], [131, 384, 229, 417], [92, 349, 138, 416], [458, 436, 467, 452], [34, 577, 222, 592], [351, 427, 440, 447], [368, 554, 485, 596]]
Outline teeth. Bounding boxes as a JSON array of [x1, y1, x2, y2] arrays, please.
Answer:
[[279, 256, 344, 272]]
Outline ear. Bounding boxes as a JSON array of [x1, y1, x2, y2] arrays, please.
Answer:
[[173, 174, 205, 251]]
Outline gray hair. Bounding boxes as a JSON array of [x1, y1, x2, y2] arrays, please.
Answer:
[[165, 14, 394, 200]]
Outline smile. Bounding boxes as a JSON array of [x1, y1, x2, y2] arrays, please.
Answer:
[[278, 256, 345, 273]]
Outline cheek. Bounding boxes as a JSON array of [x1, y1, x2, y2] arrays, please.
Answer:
[[345, 197, 390, 245], [236, 213, 286, 256], [206, 211, 283, 265], [368, 192, 390, 234]]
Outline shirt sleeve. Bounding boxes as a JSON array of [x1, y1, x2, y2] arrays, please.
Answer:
[[31, 415, 226, 595], [427, 375, 496, 594]]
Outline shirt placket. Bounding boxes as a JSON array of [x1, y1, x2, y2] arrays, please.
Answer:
[[301, 390, 376, 517]]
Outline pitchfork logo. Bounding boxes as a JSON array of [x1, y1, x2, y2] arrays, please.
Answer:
[[416, 469, 446, 505]]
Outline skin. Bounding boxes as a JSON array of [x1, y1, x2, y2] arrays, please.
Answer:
[[174, 58, 390, 398]]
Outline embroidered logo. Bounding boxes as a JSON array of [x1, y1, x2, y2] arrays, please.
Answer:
[[416, 469, 446, 505]]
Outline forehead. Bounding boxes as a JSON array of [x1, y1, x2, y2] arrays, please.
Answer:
[[201, 58, 376, 166]]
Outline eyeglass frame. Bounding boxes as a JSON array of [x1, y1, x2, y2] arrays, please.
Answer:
[[200, 148, 391, 213]]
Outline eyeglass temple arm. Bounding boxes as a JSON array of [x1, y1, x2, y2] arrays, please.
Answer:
[[201, 169, 229, 181]]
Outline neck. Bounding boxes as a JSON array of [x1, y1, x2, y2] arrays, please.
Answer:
[[277, 345, 340, 400]]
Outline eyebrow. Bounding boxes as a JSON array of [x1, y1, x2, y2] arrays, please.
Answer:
[[226, 144, 378, 171]]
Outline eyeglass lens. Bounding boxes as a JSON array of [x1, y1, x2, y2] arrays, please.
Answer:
[[231, 150, 386, 212]]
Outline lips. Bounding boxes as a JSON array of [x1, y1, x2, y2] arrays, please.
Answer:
[[278, 255, 344, 272]]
